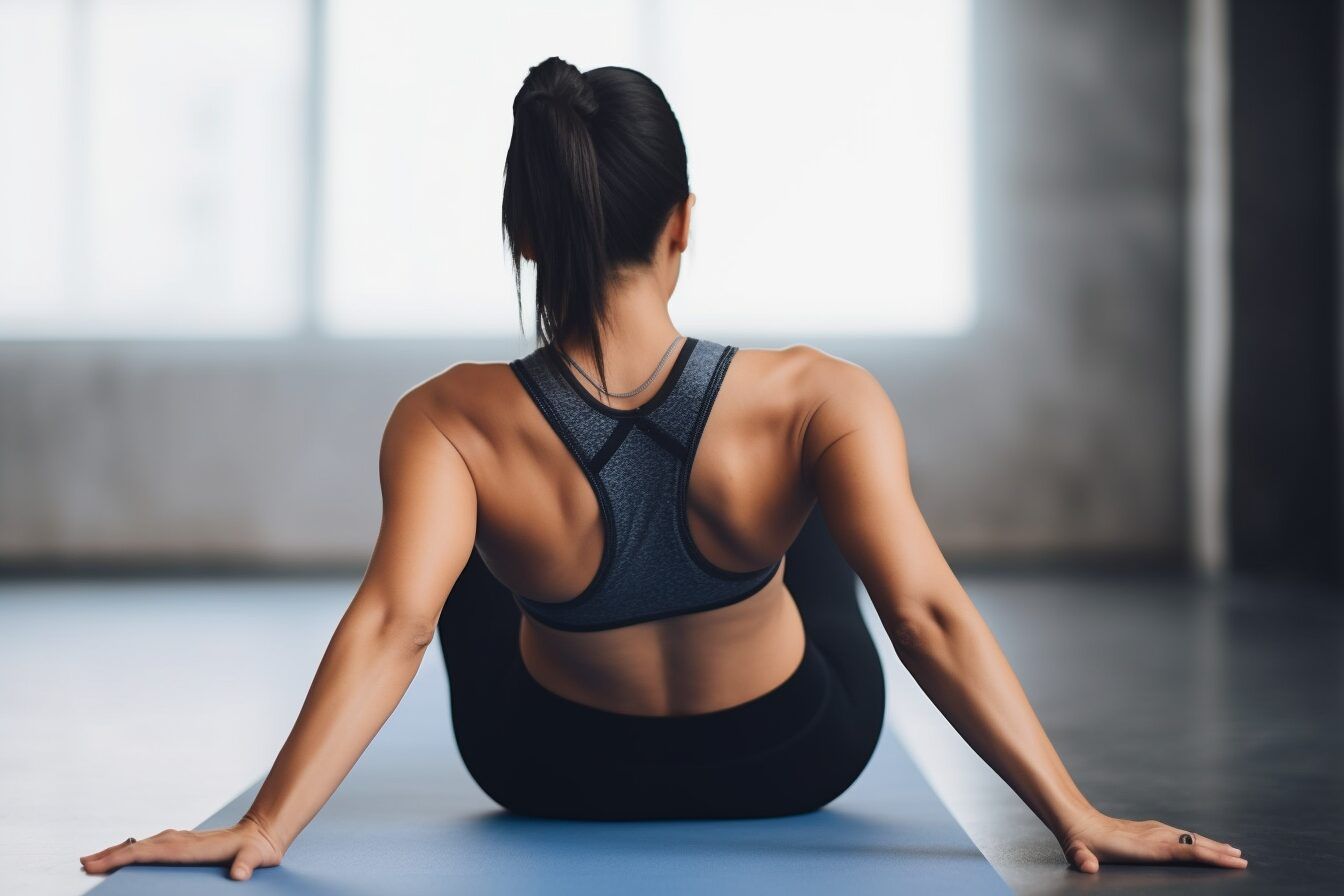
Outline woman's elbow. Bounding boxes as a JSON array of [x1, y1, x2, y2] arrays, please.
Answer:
[[349, 598, 439, 653], [878, 596, 958, 655], [381, 614, 438, 651], [885, 610, 939, 653]]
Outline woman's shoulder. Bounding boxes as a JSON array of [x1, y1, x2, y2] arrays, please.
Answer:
[[400, 359, 516, 407], [732, 343, 895, 464], [731, 343, 875, 403], [733, 341, 864, 367], [386, 360, 521, 450]]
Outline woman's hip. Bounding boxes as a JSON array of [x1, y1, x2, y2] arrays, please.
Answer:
[[453, 635, 885, 820]]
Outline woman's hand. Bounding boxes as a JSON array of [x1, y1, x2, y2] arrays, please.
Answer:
[[1055, 809, 1248, 873], [79, 813, 284, 881]]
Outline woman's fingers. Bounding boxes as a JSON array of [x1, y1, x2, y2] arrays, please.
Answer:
[[1178, 838, 1250, 868], [79, 838, 136, 863], [1173, 840, 1251, 868], [1158, 827, 1248, 867], [79, 836, 147, 871], [82, 839, 141, 874], [80, 829, 235, 874], [121, 831, 226, 866], [1190, 831, 1242, 856]]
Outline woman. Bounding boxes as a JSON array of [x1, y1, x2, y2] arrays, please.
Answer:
[[80, 57, 1246, 881]]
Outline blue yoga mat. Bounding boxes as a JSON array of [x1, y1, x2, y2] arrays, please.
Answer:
[[91, 650, 1008, 895]]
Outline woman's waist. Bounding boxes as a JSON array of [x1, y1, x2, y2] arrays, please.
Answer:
[[510, 634, 835, 768], [517, 583, 807, 717]]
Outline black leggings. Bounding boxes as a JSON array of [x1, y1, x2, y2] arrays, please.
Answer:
[[435, 506, 886, 820]]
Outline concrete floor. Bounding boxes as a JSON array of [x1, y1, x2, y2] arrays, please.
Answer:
[[0, 572, 1338, 895]]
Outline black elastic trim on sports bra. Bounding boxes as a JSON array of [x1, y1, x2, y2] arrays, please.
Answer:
[[631, 416, 687, 460], [590, 419, 634, 475], [676, 344, 778, 583], [545, 336, 697, 419], [516, 556, 784, 633], [508, 359, 616, 609]]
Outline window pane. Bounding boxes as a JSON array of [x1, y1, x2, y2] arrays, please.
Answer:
[[0, 0, 307, 338], [323, 0, 972, 337], [655, 0, 973, 335]]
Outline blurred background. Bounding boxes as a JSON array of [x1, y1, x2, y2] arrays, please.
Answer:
[[2, 2, 1342, 895], [0, 0, 1339, 582], [1, 0, 1339, 582]]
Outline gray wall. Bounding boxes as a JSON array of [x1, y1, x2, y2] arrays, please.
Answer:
[[0, 1, 1189, 569]]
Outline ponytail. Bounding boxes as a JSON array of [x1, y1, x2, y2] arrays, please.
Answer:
[[502, 56, 612, 393], [501, 57, 691, 396]]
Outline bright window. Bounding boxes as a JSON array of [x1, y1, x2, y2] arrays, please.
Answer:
[[0, 0, 306, 337], [0, 0, 972, 338], [653, 1, 973, 335], [323, 0, 973, 336]]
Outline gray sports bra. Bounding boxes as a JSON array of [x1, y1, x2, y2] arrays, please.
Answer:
[[507, 336, 783, 632]]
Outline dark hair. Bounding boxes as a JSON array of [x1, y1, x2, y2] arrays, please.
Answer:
[[502, 56, 690, 394]]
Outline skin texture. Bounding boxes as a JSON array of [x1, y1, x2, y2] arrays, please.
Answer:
[[81, 194, 1247, 880]]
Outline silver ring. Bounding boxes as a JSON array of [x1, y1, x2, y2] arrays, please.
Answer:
[[124, 837, 137, 845], [1178, 832, 1194, 845]]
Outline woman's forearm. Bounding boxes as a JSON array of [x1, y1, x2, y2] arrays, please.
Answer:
[[881, 596, 1097, 839], [241, 594, 434, 853]]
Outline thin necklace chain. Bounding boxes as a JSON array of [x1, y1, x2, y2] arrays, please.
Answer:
[[557, 334, 684, 399]]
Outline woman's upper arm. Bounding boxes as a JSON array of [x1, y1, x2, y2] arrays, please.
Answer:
[[798, 348, 961, 626], [356, 382, 478, 637]]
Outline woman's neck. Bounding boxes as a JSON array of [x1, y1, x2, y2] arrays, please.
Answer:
[[553, 276, 682, 388]]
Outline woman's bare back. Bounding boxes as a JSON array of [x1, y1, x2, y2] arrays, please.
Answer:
[[418, 342, 829, 715]]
